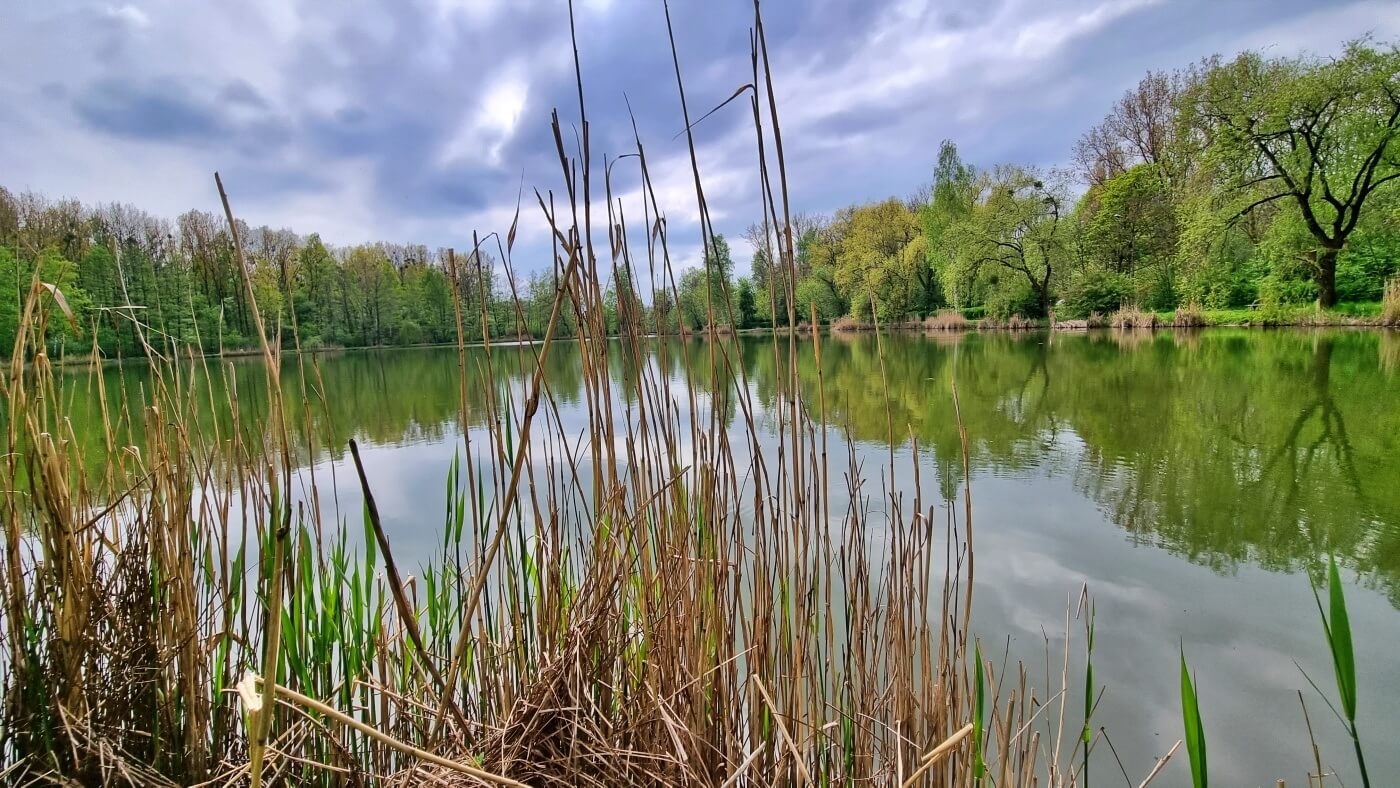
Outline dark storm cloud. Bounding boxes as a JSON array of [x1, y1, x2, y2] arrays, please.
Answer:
[[73, 78, 227, 142], [220, 79, 270, 109]]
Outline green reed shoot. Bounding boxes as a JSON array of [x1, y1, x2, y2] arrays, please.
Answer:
[[1312, 554, 1371, 788], [1180, 647, 1207, 788]]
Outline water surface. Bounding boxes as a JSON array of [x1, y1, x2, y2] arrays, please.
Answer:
[[65, 328, 1400, 783]]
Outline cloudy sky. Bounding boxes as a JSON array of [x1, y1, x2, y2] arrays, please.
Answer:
[[4, 0, 1399, 273]]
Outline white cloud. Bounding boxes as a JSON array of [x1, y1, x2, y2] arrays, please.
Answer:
[[104, 3, 151, 30], [439, 73, 529, 167]]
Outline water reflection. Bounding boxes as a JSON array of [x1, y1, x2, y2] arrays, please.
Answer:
[[60, 330, 1400, 605], [52, 328, 1400, 782]]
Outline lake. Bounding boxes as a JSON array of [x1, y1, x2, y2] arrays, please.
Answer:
[[62, 327, 1400, 783]]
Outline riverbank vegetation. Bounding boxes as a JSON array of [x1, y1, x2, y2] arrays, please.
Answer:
[[5, 40, 1399, 359]]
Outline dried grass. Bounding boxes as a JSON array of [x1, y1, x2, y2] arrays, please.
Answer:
[[1382, 276, 1400, 327], [1110, 306, 1158, 329], [925, 311, 970, 331], [1171, 304, 1206, 328]]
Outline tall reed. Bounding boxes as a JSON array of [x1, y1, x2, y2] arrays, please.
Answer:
[[1382, 276, 1400, 326], [0, 3, 1164, 786]]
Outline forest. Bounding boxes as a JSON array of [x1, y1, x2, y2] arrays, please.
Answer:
[[3, 39, 1399, 357]]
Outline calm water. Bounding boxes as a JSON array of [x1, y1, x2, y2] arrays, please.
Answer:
[[65, 329, 1400, 783]]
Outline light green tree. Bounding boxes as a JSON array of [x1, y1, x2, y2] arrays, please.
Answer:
[[1184, 41, 1400, 306], [948, 166, 1068, 317]]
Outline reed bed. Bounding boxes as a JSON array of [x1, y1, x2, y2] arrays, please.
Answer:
[[978, 314, 1038, 331], [923, 312, 970, 331], [829, 315, 868, 332], [1383, 276, 1400, 326], [2, 4, 1162, 787], [1170, 304, 1205, 328], [1109, 306, 1159, 330]]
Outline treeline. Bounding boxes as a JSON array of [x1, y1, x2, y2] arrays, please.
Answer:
[[0, 187, 607, 356], [5, 40, 1399, 356], [738, 40, 1400, 324]]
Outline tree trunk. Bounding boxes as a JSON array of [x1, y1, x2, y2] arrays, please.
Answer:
[[1317, 247, 1339, 308]]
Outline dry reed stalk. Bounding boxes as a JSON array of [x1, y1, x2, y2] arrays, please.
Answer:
[[1382, 276, 1400, 326]]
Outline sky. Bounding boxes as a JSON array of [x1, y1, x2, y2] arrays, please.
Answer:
[[3, 0, 1399, 274]]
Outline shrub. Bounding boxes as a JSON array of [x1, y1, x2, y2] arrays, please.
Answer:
[[1062, 269, 1130, 320], [1257, 273, 1317, 306], [983, 278, 1040, 320], [1337, 238, 1400, 303]]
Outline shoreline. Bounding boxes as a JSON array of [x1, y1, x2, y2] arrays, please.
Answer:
[[39, 310, 1397, 367]]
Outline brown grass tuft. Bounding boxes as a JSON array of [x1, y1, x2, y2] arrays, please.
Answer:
[[1383, 276, 1400, 327], [1110, 305, 1158, 329], [1171, 303, 1205, 328], [924, 311, 970, 331]]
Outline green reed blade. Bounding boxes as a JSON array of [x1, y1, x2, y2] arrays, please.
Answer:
[[1180, 647, 1207, 788]]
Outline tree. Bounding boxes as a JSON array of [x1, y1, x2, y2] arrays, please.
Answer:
[[831, 199, 923, 320], [1074, 70, 1187, 186], [651, 285, 676, 334], [294, 234, 337, 343], [1186, 41, 1400, 306], [735, 277, 757, 329], [1079, 163, 1178, 307], [951, 166, 1067, 317], [920, 140, 977, 308]]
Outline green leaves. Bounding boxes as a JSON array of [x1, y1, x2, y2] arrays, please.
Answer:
[[1180, 647, 1207, 788], [1319, 555, 1356, 721], [1312, 554, 1371, 788]]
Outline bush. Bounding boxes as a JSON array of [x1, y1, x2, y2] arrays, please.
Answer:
[[1061, 269, 1130, 320], [1185, 259, 1259, 309], [1337, 236, 1400, 303], [395, 320, 425, 346], [1257, 273, 1317, 306], [983, 278, 1040, 320]]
